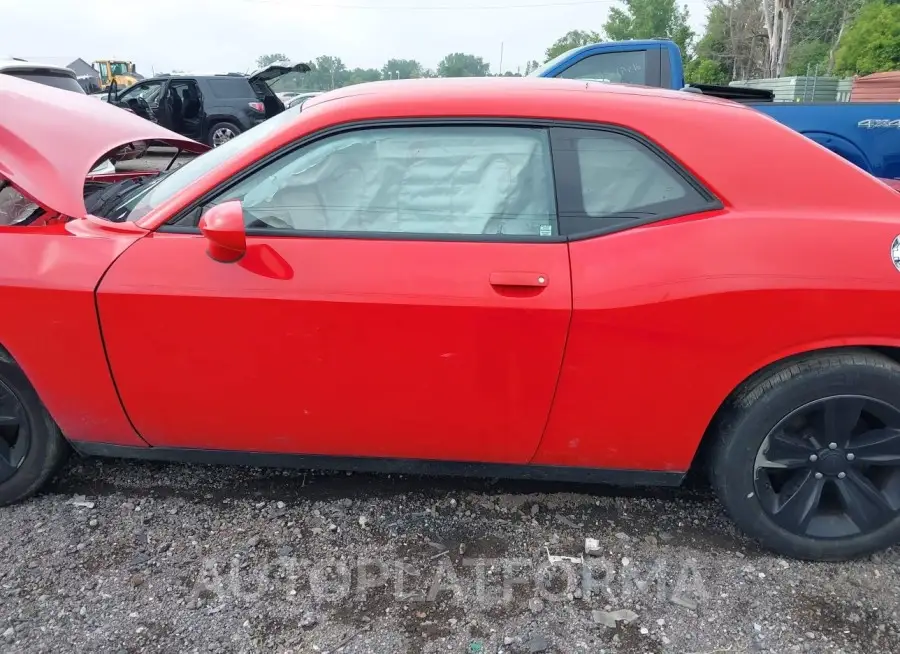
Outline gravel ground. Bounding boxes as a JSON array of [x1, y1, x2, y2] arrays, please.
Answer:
[[0, 456, 897, 654], [39, 152, 897, 653]]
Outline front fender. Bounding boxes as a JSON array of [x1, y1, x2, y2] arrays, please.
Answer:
[[0, 220, 149, 447]]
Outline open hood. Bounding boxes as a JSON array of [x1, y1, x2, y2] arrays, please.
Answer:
[[0, 73, 209, 219], [248, 61, 311, 85]]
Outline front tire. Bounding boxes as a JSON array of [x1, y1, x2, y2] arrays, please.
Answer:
[[0, 356, 69, 506], [710, 349, 900, 561]]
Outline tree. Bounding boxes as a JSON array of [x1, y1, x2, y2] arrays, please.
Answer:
[[256, 53, 289, 68], [785, 39, 831, 75], [690, 0, 767, 82], [524, 59, 541, 74], [835, 0, 900, 75], [790, 0, 864, 74], [437, 53, 490, 77], [604, 0, 694, 55], [381, 59, 424, 80], [761, 0, 802, 76], [308, 55, 347, 89], [544, 30, 602, 61], [684, 57, 730, 83], [344, 68, 382, 85]]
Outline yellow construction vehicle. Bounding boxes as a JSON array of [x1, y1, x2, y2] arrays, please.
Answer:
[[93, 60, 141, 92]]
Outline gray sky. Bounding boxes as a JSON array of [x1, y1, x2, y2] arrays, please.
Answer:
[[3, 0, 709, 76]]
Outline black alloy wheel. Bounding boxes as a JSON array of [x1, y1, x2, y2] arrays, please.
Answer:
[[754, 395, 900, 539], [710, 350, 900, 560], [0, 379, 30, 484]]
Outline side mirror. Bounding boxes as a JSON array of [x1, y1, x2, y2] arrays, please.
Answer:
[[198, 200, 247, 263], [107, 79, 118, 103]]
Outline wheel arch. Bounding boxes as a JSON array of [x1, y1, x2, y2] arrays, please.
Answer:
[[689, 341, 900, 476]]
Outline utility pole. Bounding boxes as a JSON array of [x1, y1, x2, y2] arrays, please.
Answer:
[[498, 42, 504, 75]]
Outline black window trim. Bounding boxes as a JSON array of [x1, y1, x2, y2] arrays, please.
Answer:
[[550, 125, 722, 240], [158, 117, 722, 244]]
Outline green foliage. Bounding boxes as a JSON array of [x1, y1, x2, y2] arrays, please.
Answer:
[[544, 30, 602, 61], [256, 53, 289, 68], [835, 0, 900, 75], [604, 0, 694, 54], [684, 58, 729, 84], [381, 59, 423, 80], [785, 40, 831, 76], [437, 53, 490, 77]]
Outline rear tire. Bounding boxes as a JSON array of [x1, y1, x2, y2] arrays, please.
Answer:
[[0, 355, 69, 506], [207, 122, 241, 148], [710, 349, 900, 560]]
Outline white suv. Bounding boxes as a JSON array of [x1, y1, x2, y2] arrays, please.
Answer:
[[0, 58, 116, 174]]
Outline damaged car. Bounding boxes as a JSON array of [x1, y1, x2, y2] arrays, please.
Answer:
[[104, 62, 311, 147], [6, 74, 900, 563]]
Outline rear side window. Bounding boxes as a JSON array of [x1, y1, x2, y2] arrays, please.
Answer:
[[206, 77, 254, 99], [555, 51, 651, 85], [551, 127, 714, 235], [3, 70, 85, 94]]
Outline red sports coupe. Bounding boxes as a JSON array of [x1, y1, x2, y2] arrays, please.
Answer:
[[3, 73, 900, 561]]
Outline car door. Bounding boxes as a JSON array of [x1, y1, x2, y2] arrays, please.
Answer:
[[156, 78, 203, 139], [114, 79, 167, 122], [97, 123, 572, 464]]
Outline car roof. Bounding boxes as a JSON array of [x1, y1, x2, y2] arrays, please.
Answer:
[[143, 74, 252, 81], [300, 76, 745, 118], [0, 58, 77, 77]]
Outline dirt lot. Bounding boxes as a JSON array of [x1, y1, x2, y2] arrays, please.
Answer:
[[5, 152, 893, 652], [0, 457, 898, 654]]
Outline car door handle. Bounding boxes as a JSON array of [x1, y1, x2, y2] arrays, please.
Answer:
[[489, 272, 549, 288]]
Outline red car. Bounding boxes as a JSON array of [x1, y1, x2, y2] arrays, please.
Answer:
[[3, 73, 900, 562]]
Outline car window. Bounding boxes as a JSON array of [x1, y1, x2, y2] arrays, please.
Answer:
[[122, 105, 304, 223], [556, 51, 649, 85], [206, 125, 558, 237], [2, 70, 84, 94], [98, 62, 109, 78], [119, 80, 164, 104], [207, 77, 254, 98], [552, 127, 711, 234]]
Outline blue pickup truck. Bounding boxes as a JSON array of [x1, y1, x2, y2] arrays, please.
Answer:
[[530, 39, 900, 180]]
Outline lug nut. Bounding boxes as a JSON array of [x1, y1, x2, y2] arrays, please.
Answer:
[[829, 442, 838, 450], [846, 453, 855, 461], [838, 472, 847, 479], [814, 472, 824, 479], [809, 454, 818, 462]]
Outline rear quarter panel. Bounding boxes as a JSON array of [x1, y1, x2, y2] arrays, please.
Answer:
[[535, 208, 900, 472]]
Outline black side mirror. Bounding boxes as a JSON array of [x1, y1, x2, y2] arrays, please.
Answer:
[[108, 79, 119, 104]]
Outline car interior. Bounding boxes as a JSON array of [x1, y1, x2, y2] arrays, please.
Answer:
[[164, 81, 203, 139], [213, 128, 558, 236]]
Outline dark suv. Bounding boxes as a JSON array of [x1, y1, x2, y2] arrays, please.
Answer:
[[107, 62, 310, 148]]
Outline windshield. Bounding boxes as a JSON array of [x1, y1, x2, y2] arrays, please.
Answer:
[[527, 47, 583, 77], [120, 104, 304, 222], [110, 62, 129, 75]]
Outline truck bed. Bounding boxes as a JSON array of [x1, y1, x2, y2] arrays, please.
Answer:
[[748, 102, 900, 180]]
